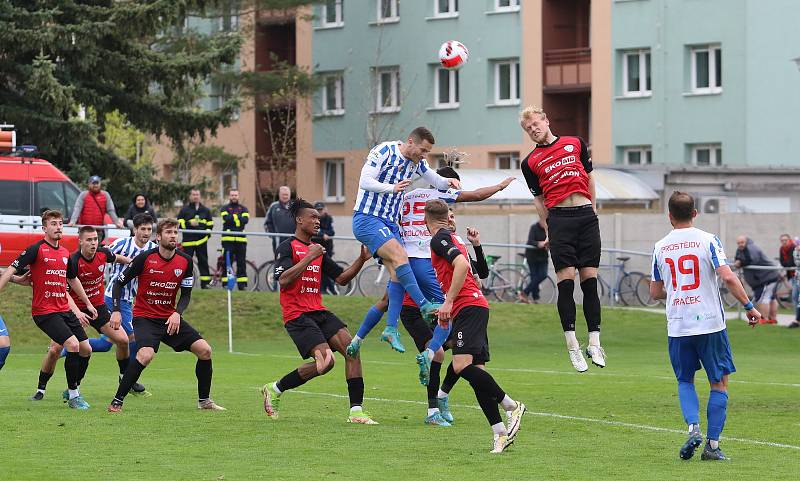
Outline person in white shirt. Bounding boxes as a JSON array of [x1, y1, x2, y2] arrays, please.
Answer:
[[650, 191, 760, 462]]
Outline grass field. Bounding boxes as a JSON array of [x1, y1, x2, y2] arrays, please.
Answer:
[[1, 285, 798, 481]]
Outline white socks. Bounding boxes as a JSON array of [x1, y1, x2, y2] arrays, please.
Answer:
[[588, 331, 601, 347], [688, 423, 699, 434], [68, 389, 79, 400], [353, 335, 363, 342], [491, 422, 508, 436], [427, 408, 439, 416], [565, 331, 580, 350], [350, 405, 363, 413], [272, 382, 282, 396], [500, 395, 517, 412]]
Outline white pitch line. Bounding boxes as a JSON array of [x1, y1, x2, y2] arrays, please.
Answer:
[[288, 389, 800, 451], [236, 351, 800, 388]]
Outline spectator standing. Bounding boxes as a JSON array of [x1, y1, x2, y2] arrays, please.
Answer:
[[792, 243, 800, 328], [519, 220, 549, 304], [264, 186, 296, 256], [124, 193, 158, 234], [177, 189, 213, 289], [220, 189, 250, 291], [69, 175, 124, 241], [734, 235, 779, 324], [312, 201, 337, 295], [778, 234, 798, 321]]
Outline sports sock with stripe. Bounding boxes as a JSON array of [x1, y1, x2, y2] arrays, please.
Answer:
[[385, 281, 404, 329], [356, 306, 385, 339], [395, 263, 427, 308], [677, 381, 700, 426], [706, 389, 728, 442]]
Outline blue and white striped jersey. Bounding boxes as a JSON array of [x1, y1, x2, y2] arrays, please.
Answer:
[[103, 237, 158, 303], [353, 141, 450, 223]]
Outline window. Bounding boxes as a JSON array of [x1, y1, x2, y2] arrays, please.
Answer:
[[375, 67, 400, 112], [622, 50, 651, 96], [691, 144, 722, 167], [321, 0, 343, 27], [494, 60, 520, 105], [494, 152, 520, 170], [691, 45, 722, 93], [0, 180, 31, 216], [430, 154, 459, 169], [495, 0, 520, 11], [35, 181, 78, 217], [214, 1, 240, 32], [323, 159, 345, 202], [623, 146, 652, 165], [219, 171, 238, 203], [377, 0, 399, 22], [321, 73, 344, 115], [204, 80, 231, 111], [434, 0, 458, 16], [435, 68, 459, 108]]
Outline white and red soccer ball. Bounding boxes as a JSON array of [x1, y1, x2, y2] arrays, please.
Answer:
[[438, 40, 469, 70]]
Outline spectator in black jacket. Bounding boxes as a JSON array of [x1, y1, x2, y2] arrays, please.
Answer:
[[264, 186, 295, 256], [312, 201, 337, 295], [124, 193, 158, 234], [735, 235, 779, 323], [520, 220, 549, 303]]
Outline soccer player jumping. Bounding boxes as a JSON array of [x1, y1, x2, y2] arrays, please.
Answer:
[[425, 199, 526, 453], [519, 106, 605, 372], [108, 218, 225, 412], [352, 127, 459, 351], [262, 199, 377, 424], [650, 192, 760, 461]]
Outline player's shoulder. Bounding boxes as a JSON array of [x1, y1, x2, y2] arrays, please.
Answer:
[[69, 249, 82, 262], [369, 141, 395, 156], [275, 236, 296, 255], [175, 249, 193, 263], [107, 236, 128, 250], [139, 247, 159, 259], [432, 228, 454, 243]]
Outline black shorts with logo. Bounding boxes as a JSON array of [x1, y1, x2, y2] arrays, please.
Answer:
[[87, 304, 111, 333], [285, 310, 347, 359], [132, 316, 203, 353], [449, 305, 490, 364], [33, 311, 88, 345], [547, 205, 601, 272]]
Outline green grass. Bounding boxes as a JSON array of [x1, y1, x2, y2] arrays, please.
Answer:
[[1, 285, 798, 481]]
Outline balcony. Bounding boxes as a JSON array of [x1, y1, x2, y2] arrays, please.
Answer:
[[544, 47, 591, 93]]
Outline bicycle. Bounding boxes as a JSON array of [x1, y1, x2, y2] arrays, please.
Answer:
[[185, 246, 260, 291], [356, 260, 388, 297], [480, 254, 529, 302], [258, 258, 355, 295], [595, 256, 647, 306]]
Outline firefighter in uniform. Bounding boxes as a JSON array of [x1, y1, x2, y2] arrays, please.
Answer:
[[220, 189, 250, 290], [177, 189, 214, 288]]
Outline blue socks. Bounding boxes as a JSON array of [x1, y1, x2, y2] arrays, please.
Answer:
[[427, 324, 451, 353], [89, 335, 113, 353], [356, 306, 385, 339], [395, 263, 427, 308], [677, 381, 700, 425], [706, 389, 728, 441], [0, 346, 9, 371], [386, 281, 405, 329]]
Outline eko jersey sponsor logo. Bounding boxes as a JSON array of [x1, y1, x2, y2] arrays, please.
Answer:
[[543, 155, 576, 175], [45, 269, 67, 276], [149, 281, 178, 289]]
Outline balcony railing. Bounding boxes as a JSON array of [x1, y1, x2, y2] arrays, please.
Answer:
[[544, 47, 591, 92]]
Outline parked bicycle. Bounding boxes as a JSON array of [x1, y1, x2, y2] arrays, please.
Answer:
[[514, 253, 556, 304], [258, 258, 355, 295], [595, 256, 647, 306], [183, 245, 260, 291]]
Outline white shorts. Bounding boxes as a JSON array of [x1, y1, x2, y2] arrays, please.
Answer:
[[753, 281, 778, 305]]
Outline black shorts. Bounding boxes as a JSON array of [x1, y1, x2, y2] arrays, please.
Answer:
[[87, 304, 111, 333], [33, 311, 88, 345], [132, 316, 203, 353], [449, 305, 490, 364], [285, 310, 346, 359], [401, 305, 434, 353], [547, 205, 601, 272]]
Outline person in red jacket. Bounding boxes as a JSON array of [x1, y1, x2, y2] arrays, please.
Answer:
[[68, 175, 124, 241]]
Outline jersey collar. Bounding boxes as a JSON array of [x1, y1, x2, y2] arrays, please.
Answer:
[[535, 135, 560, 148]]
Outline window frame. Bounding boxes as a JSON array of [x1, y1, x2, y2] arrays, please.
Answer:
[[219, 171, 238, 204], [375, 67, 400, 113], [494, 152, 521, 170], [433, 0, 458, 17], [495, 0, 520, 12], [434, 67, 459, 109], [622, 146, 653, 165], [691, 144, 722, 167], [690, 45, 722, 94], [321, 72, 345, 116], [320, 0, 344, 28], [323, 159, 346, 202], [494, 59, 520, 105], [377, 0, 399, 23], [622, 49, 652, 97]]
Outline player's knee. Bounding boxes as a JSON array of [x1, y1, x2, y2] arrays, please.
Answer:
[[0, 336, 10, 348], [433, 348, 445, 363], [193, 341, 212, 360], [78, 341, 92, 356], [62, 338, 80, 353], [136, 348, 155, 365], [451, 358, 470, 375]]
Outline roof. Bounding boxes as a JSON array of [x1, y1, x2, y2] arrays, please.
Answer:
[[412, 168, 659, 204]]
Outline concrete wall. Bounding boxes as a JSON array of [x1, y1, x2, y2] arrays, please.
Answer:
[[225, 213, 800, 280]]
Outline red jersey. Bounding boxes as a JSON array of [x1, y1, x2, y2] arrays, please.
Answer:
[[274, 237, 343, 323], [67, 247, 116, 309], [429, 229, 488, 316], [521, 136, 593, 209], [12, 239, 76, 316], [115, 248, 194, 319]]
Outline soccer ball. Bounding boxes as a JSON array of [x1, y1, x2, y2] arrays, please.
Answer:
[[438, 40, 469, 70]]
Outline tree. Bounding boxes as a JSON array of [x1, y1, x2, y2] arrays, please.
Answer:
[[0, 0, 312, 211]]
